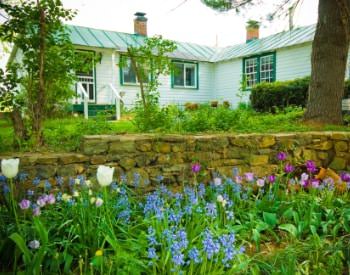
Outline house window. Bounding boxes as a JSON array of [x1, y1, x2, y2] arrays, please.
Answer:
[[76, 51, 95, 102], [172, 61, 198, 89], [120, 56, 149, 85], [243, 53, 275, 88]]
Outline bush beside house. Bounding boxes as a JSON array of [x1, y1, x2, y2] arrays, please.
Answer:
[[250, 77, 350, 112]]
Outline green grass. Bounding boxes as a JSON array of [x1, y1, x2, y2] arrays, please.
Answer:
[[1, 107, 350, 153], [0, 116, 136, 153]]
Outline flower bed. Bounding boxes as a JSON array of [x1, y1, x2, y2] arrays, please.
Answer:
[[0, 154, 350, 274]]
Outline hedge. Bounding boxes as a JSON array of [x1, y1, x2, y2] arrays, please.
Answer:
[[250, 77, 350, 112]]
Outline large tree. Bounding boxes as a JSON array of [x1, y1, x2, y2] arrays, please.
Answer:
[[202, 0, 350, 125], [0, 0, 85, 147]]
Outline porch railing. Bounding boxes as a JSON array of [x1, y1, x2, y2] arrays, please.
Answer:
[[109, 83, 122, 121], [76, 82, 89, 119]]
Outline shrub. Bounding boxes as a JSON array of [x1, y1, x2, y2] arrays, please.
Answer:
[[250, 77, 310, 112], [251, 77, 350, 112]]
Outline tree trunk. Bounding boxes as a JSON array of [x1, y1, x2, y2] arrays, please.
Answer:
[[33, 0, 46, 146], [10, 107, 28, 149], [304, 0, 350, 125]]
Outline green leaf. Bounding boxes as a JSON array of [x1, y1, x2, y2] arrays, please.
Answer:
[[33, 217, 48, 245], [278, 224, 297, 237], [263, 212, 277, 227], [63, 253, 73, 273], [9, 233, 32, 265]]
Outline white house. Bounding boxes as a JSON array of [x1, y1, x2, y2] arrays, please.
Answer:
[[10, 12, 350, 116]]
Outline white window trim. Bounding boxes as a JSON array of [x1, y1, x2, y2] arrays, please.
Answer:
[[173, 62, 198, 89]]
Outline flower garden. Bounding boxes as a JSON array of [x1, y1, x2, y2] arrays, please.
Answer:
[[1, 154, 350, 274]]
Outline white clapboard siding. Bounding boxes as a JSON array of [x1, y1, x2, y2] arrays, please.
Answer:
[[276, 43, 312, 81], [213, 59, 249, 108]]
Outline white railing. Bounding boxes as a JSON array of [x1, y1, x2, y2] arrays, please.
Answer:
[[76, 82, 89, 119], [342, 98, 350, 111], [109, 83, 122, 120]]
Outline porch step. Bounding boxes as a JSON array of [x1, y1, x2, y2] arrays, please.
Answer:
[[71, 104, 115, 117]]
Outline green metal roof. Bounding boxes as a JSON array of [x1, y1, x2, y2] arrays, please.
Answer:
[[66, 24, 315, 63], [211, 24, 315, 62]]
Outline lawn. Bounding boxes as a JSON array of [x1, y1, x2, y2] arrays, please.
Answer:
[[1, 106, 349, 153]]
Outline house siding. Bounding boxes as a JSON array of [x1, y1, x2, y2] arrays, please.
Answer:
[[95, 51, 216, 108], [276, 43, 312, 81]]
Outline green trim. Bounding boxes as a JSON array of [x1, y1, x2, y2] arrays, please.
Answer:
[[171, 60, 199, 90], [119, 55, 124, 85], [76, 49, 97, 103], [242, 51, 276, 90]]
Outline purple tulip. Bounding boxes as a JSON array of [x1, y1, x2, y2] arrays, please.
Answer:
[[311, 179, 320, 188], [191, 163, 201, 173], [33, 207, 41, 216], [19, 199, 31, 210], [277, 152, 287, 161], [284, 163, 294, 174], [340, 172, 350, 182], [305, 160, 317, 173], [244, 172, 254, 182], [268, 175, 276, 183], [256, 178, 265, 187], [47, 194, 56, 205]]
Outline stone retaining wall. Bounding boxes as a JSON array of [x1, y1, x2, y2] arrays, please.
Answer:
[[1, 132, 350, 184]]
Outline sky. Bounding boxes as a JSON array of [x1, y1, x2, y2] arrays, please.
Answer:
[[0, 0, 318, 68], [62, 0, 319, 47]]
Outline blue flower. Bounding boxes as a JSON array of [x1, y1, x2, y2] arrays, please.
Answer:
[[18, 172, 28, 182], [44, 180, 51, 191], [118, 209, 131, 223], [202, 229, 220, 259], [27, 189, 34, 196], [171, 250, 185, 266], [147, 247, 158, 260], [0, 175, 6, 182], [2, 184, 10, 194], [219, 232, 237, 265], [55, 176, 64, 186], [226, 210, 234, 220], [147, 226, 158, 246], [32, 177, 41, 186], [133, 173, 141, 187], [168, 209, 183, 224], [198, 183, 206, 198], [205, 203, 217, 218], [188, 247, 201, 264], [156, 175, 164, 183]]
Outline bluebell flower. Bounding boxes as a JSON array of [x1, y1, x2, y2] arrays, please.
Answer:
[[168, 209, 183, 224], [2, 184, 10, 194], [226, 210, 234, 220], [32, 177, 41, 186], [55, 176, 64, 186], [202, 229, 220, 259], [147, 226, 158, 246], [232, 167, 239, 177], [184, 205, 192, 215], [44, 180, 51, 191], [118, 209, 131, 223], [242, 193, 248, 200], [68, 177, 75, 186], [133, 172, 141, 187], [188, 247, 201, 264], [144, 192, 164, 219], [120, 174, 127, 183], [205, 203, 217, 218], [0, 175, 6, 182], [56, 192, 62, 201], [198, 183, 206, 198], [18, 172, 28, 182], [27, 189, 34, 196], [110, 182, 118, 191], [219, 233, 236, 265], [156, 175, 164, 183], [171, 250, 185, 266], [147, 247, 158, 260]]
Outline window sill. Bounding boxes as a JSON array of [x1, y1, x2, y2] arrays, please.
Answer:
[[172, 86, 198, 90]]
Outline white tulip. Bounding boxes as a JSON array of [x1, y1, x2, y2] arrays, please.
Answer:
[[96, 165, 114, 187], [1, 158, 20, 179]]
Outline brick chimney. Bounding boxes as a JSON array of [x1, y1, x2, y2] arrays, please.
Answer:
[[134, 12, 147, 36], [246, 20, 260, 42]]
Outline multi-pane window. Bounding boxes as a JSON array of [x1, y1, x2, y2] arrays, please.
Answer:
[[260, 55, 274, 83], [244, 58, 258, 87], [244, 53, 275, 88], [120, 56, 149, 85], [172, 62, 197, 89], [76, 51, 95, 102]]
